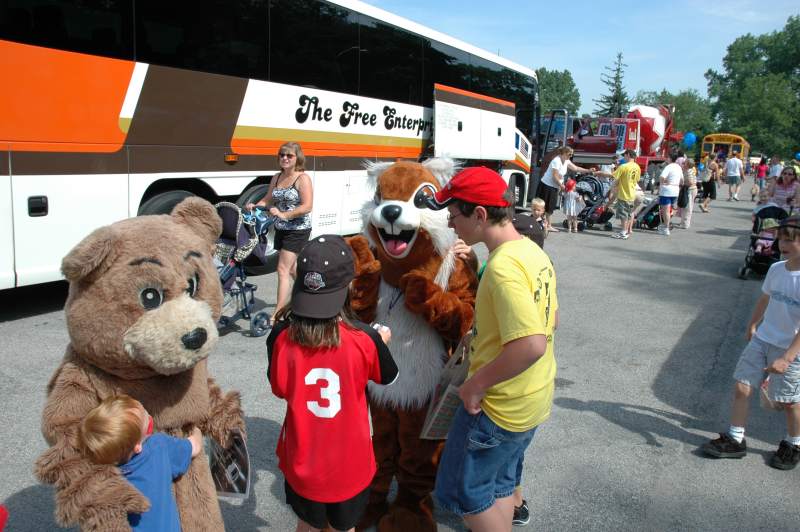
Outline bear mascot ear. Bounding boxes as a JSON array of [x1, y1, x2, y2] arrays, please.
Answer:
[[61, 225, 117, 283], [170, 197, 223, 244]]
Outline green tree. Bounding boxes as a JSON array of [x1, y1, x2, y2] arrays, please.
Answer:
[[593, 52, 629, 117], [705, 15, 800, 156], [535, 67, 581, 115]]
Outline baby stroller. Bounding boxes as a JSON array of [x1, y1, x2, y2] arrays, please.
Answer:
[[633, 196, 662, 230], [214, 202, 274, 337], [563, 174, 614, 231], [738, 205, 788, 279]]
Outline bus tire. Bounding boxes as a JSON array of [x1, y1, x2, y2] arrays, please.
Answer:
[[236, 185, 278, 276], [138, 190, 195, 216]]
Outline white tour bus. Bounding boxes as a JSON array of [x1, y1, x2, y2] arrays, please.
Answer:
[[0, 0, 539, 288]]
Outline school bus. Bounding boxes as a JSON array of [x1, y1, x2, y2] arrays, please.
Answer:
[[701, 133, 750, 163], [0, 0, 539, 288]]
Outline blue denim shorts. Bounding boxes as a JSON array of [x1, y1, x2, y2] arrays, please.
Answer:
[[434, 406, 537, 516], [659, 195, 677, 207]]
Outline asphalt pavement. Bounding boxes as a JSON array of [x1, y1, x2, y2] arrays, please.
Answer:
[[1, 196, 797, 531]]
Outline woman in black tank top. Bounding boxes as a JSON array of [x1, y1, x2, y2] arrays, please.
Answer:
[[246, 141, 314, 322]]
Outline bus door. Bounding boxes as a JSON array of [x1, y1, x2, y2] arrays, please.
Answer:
[[432, 83, 515, 162], [308, 169, 369, 237], [0, 154, 12, 289], [537, 109, 568, 170]]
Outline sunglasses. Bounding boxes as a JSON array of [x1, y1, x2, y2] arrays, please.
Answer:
[[278, 152, 296, 159], [447, 212, 464, 222]]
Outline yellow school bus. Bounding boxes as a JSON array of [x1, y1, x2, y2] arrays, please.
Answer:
[[701, 133, 750, 162]]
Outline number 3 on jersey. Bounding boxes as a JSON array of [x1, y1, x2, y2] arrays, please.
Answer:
[[305, 368, 341, 418]]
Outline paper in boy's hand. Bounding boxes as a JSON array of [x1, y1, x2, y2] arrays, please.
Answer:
[[207, 429, 250, 499]]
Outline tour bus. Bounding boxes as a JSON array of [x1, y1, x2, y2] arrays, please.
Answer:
[[701, 133, 750, 163], [0, 0, 540, 289]]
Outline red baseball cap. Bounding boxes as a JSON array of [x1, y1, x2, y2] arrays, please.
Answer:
[[433, 167, 511, 208]]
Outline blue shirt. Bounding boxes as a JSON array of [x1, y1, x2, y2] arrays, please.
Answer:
[[119, 433, 192, 531]]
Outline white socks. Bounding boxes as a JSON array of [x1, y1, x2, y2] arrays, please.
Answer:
[[728, 426, 745, 443], [787, 435, 800, 446]]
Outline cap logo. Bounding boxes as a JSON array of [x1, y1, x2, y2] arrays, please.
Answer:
[[303, 272, 325, 291]]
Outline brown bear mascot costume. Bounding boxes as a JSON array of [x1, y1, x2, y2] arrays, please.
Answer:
[[348, 159, 478, 531], [35, 198, 244, 531]]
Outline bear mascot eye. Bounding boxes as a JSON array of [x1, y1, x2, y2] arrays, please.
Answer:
[[186, 273, 200, 298], [139, 287, 164, 310]]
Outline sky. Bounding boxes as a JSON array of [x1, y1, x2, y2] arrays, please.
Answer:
[[362, 0, 798, 115]]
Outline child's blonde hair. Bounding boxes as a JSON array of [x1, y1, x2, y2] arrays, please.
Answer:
[[78, 395, 143, 465], [531, 198, 545, 210]]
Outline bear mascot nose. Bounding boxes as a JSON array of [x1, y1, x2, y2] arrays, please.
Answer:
[[381, 204, 402, 224], [181, 328, 208, 350]]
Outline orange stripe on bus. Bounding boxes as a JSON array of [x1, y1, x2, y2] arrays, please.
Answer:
[[232, 139, 423, 158], [434, 83, 514, 108], [0, 40, 134, 152]]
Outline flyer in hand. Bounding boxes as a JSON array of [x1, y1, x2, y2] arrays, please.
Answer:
[[420, 331, 472, 440], [207, 429, 251, 499]]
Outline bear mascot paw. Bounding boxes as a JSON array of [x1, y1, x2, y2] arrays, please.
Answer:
[[347, 159, 477, 532], [34, 197, 245, 531]]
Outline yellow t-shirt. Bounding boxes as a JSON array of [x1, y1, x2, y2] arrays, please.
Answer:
[[613, 161, 642, 202], [469, 237, 558, 431]]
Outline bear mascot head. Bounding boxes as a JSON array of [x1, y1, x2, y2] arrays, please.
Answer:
[[35, 197, 244, 531]]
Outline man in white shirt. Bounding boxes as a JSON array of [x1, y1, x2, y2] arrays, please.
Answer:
[[725, 153, 745, 201], [768, 155, 783, 180], [658, 153, 684, 236]]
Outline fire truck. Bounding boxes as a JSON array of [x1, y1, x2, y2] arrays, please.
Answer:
[[534, 104, 681, 192]]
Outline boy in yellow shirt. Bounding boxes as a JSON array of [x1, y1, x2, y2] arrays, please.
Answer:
[[427, 166, 558, 532]]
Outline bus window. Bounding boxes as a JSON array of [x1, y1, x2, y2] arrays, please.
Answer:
[[0, 0, 133, 60], [269, 0, 358, 94], [359, 15, 423, 105], [135, 0, 268, 81], [422, 39, 471, 106], [731, 144, 742, 154], [702, 143, 713, 153]]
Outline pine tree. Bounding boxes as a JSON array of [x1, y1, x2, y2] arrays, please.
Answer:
[[593, 52, 630, 117]]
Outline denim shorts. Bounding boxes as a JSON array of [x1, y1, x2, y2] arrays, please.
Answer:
[[734, 336, 800, 403], [659, 195, 677, 207], [434, 406, 537, 516]]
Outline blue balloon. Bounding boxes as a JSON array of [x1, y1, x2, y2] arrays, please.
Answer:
[[698, 163, 705, 170], [683, 132, 697, 148], [795, 152, 800, 160], [618, 158, 626, 166]]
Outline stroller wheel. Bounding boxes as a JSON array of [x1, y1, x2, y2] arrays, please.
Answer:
[[604, 222, 613, 231], [217, 316, 231, 329], [738, 267, 748, 279], [562, 220, 569, 228], [250, 311, 271, 337], [577, 222, 585, 231]]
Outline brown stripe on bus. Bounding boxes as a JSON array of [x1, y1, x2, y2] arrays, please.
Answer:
[[10, 150, 128, 175], [0, 152, 9, 176], [124, 65, 249, 148], [434, 88, 516, 117]]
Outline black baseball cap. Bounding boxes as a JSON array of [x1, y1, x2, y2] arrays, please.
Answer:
[[291, 235, 355, 319]]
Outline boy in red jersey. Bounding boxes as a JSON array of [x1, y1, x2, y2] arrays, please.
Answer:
[[267, 235, 398, 532]]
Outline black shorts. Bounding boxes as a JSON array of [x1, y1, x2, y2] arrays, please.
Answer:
[[702, 181, 717, 200], [285, 480, 370, 531], [274, 229, 311, 253], [536, 181, 560, 214]]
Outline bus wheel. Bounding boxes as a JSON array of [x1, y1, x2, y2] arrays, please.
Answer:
[[236, 185, 269, 210], [236, 185, 278, 276], [138, 190, 194, 215]]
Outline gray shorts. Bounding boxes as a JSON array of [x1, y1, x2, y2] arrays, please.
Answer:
[[726, 175, 741, 185], [733, 336, 800, 403], [614, 200, 634, 220]]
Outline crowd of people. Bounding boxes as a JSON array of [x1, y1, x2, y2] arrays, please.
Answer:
[[65, 141, 800, 532], [536, 150, 800, 241]]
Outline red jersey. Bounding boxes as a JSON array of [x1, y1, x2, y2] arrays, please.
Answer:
[[267, 320, 398, 502]]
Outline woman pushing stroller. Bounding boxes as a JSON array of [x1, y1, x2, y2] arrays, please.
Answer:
[[245, 141, 314, 324]]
